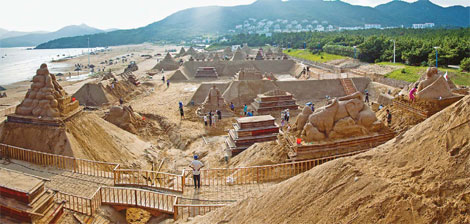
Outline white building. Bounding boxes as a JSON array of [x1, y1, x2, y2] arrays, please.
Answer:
[[412, 23, 435, 29], [315, 25, 325, 32], [365, 24, 382, 29]]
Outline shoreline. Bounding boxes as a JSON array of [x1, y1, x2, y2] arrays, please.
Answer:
[[0, 44, 178, 110]]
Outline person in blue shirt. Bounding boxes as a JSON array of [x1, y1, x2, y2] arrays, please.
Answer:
[[247, 111, 253, 116], [230, 102, 235, 111], [243, 104, 248, 115]]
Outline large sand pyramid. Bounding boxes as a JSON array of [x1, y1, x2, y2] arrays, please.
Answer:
[[152, 52, 180, 71], [190, 95, 470, 223], [178, 47, 186, 56], [185, 47, 197, 57]]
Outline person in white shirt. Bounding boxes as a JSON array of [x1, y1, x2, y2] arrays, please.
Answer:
[[203, 115, 208, 126], [189, 155, 204, 189]]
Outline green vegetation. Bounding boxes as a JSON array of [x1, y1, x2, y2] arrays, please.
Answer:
[[222, 28, 470, 67], [461, 58, 470, 72], [379, 62, 470, 86], [284, 49, 346, 63]]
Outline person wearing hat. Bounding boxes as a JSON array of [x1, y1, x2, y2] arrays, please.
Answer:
[[189, 155, 204, 189]]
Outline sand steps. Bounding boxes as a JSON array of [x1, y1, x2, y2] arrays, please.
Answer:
[[340, 78, 358, 95]]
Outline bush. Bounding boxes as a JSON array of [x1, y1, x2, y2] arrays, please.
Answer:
[[420, 61, 428, 67], [401, 68, 406, 74], [461, 57, 470, 72]]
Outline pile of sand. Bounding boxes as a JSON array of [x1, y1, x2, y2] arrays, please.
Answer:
[[104, 106, 145, 134], [189, 95, 470, 224], [0, 112, 153, 168], [228, 138, 289, 168], [356, 63, 402, 76]]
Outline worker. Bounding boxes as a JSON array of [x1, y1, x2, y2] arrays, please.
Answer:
[[189, 155, 204, 189], [409, 84, 418, 103], [386, 109, 392, 126]]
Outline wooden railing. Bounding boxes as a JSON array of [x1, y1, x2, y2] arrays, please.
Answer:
[[184, 150, 365, 187], [100, 187, 176, 213], [55, 192, 95, 216], [114, 169, 184, 193], [173, 203, 224, 220], [0, 144, 119, 178]]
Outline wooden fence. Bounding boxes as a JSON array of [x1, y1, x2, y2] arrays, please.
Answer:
[[114, 169, 184, 193], [0, 144, 119, 178], [183, 150, 364, 187], [55, 189, 101, 216], [173, 203, 224, 220], [100, 187, 176, 214]]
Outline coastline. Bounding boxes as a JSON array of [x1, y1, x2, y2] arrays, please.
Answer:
[[0, 44, 179, 112]]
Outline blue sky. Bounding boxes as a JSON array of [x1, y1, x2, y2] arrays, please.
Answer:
[[0, 0, 468, 32]]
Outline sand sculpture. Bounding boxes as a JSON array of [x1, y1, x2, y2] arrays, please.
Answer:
[[251, 89, 299, 114], [242, 44, 252, 55], [200, 85, 230, 114], [237, 68, 263, 80], [414, 67, 456, 100], [232, 48, 246, 61], [15, 64, 79, 118], [196, 53, 206, 61], [212, 53, 221, 61], [178, 47, 186, 56], [102, 71, 117, 81], [152, 52, 180, 71], [265, 48, 274, 58], [255, 50, 264, 60], [185, 47, 197, 57], [224, 47, 233, 58], [104, 105, 143, 134], [293, 91, 383, 142]]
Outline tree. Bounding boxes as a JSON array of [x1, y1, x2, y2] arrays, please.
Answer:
[[461, 58, 470, 72]]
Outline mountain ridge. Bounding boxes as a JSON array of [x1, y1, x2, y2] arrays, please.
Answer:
[[0, 24, 107, 48], [36, 0, 469, 49]]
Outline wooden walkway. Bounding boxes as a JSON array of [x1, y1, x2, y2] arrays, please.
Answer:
[[0, 143, 371, 221]]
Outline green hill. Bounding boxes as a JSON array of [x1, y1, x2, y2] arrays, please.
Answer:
[[36, 0, 469, 49]]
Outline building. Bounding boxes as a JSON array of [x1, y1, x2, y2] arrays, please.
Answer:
[[365, 24, 382, 29], [412, 23, 435, 29]]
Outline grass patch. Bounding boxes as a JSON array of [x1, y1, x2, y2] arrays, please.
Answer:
[[378, 62, 470, 86], [283, 49, 346, 63]]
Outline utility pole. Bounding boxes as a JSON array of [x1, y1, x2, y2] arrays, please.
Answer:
[[353, 46, 357, 59], [434, 46, 440, 68], [88, 37, 91, 74], [391, 39, 396, 63]]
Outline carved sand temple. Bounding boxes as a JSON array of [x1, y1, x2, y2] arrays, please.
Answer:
[[286, 91, 394, 161], [235, 68, 263, 80], [223, 47, 233, 58], [394, 67, 464, 119], [226, 115, 279, 156], [9, 64, 81, 126], [178, 47, 186, 57], [200, 85, 231, 114], [231, 48, 246, 61], [185, 47, 197, 57], [255, 49, 264, 60], [194, 67, 218, 78], [0, 168, 64, 223], [251, 89, 299, 115]]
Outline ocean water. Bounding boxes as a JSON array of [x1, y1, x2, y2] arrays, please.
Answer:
[[0, 47, 98, 85]]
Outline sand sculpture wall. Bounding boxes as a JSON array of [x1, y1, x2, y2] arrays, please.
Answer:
[[180, 59, 298, 79], [15, 64, 79, 118], [237, 68, 263, 80], [415, 67, 456, 100], [293, 91, 384, 142], [189, 77, 371, 106]]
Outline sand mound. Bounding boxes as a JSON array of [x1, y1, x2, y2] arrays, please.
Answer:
[[0, 112, 152, 167], [189, 95, 470, 224], [228, 138, 289, 168], [104, 106, 144, 134]]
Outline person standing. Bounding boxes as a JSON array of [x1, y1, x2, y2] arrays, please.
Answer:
[[409, 84, 418, 103], [180, 107, 185, 119], [166, 79, 170, 88], [119, 98, 124, 106], [286, 109, 290, 122], [230, 102, 235, 112], [203, 115, 208, 126], [189, 155, 204, 189], [386, 109, 392, 126], [217, 110, 222, 120], [365, 92, 369, 103], [243, 104, 248, 116], [208, 111, 212, 127], [311, 103, 315, 112], [162, 75, 165, 84]]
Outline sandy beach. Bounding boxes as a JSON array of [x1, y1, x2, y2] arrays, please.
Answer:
[[0, 44, 178, 112]]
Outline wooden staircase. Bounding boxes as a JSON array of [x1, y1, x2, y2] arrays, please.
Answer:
[[340, 78, 357, 95]]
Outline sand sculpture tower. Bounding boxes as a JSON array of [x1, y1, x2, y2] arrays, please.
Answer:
[[14, 64, 79, 119], [200, 85, 230, 114]]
